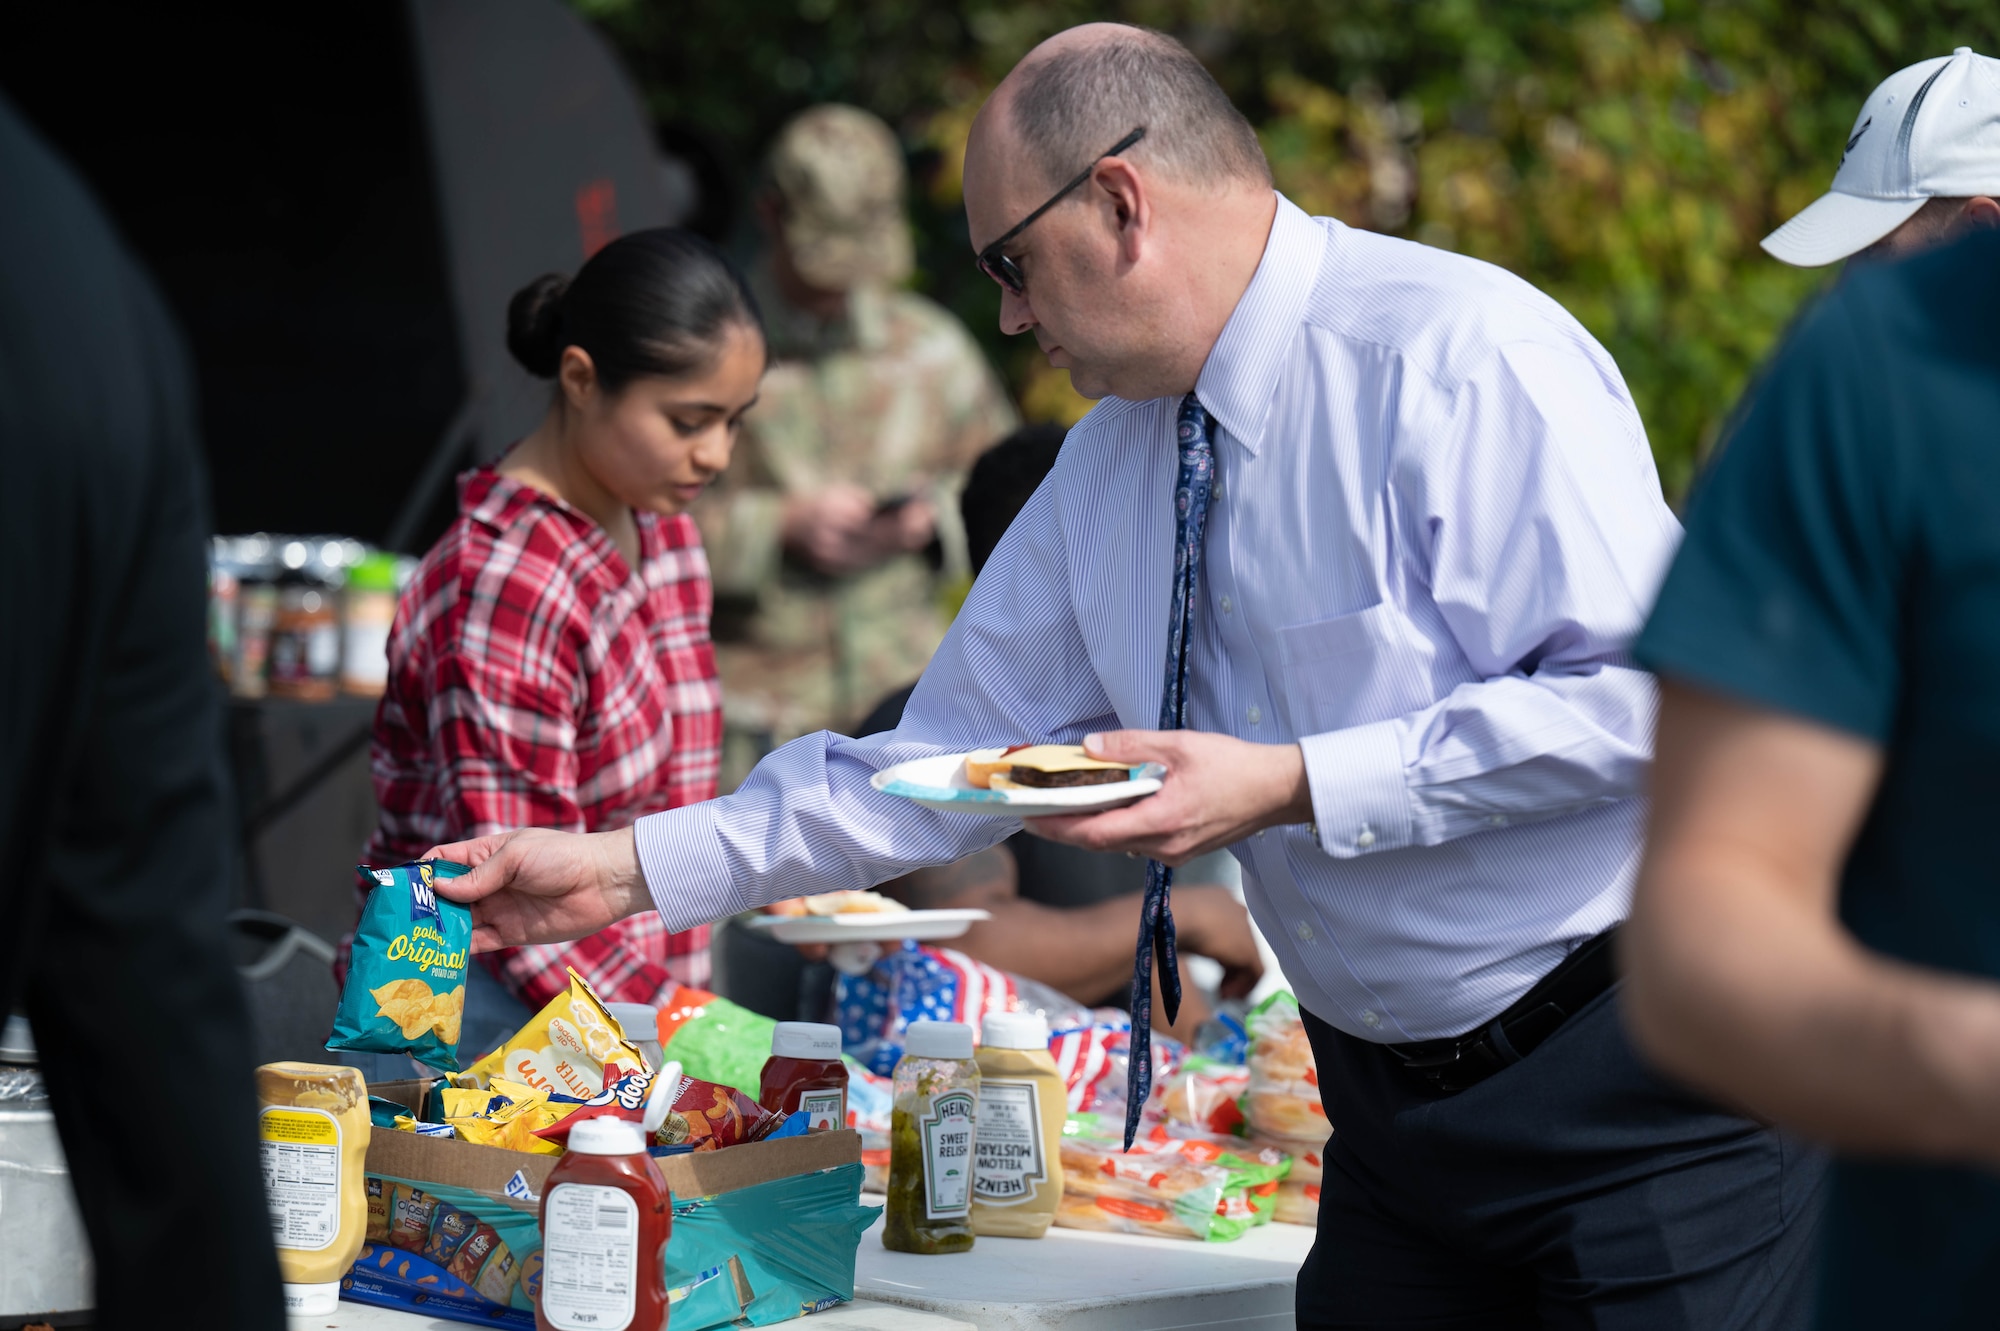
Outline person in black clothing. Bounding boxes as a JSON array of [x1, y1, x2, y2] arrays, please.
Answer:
[[0, 96, 282, 1326], [1627, 230, 2000, 1328], [854, 424, 1264, 1038]]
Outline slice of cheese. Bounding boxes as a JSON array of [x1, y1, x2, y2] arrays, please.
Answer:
[[1003, 744, 1130, 773], [965, 743, 1130, 789]]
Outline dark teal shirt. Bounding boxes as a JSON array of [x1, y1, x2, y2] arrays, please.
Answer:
[[1639, 230, 2000, 1330]]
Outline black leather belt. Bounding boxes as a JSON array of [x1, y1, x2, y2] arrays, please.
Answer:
[[1386, 926, 1620, 1094]]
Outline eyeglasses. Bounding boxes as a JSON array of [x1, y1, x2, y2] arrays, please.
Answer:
[[975, 126, 1147, 296]]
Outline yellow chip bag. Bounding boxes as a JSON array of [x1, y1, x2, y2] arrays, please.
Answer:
[[457, 967, 647, 1098], [446, 1079, 580, 1151], [438, 1087, 514, 1120]]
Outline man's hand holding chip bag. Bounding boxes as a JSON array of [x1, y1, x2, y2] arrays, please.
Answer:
[[425, 827, 652, 952], [329, 860, 475, 1071]]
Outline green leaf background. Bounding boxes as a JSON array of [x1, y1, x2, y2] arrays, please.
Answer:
[[579, 0, 2000, 498]]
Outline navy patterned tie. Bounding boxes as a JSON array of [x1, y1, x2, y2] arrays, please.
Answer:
[[1124, 392, 1217, 1149]]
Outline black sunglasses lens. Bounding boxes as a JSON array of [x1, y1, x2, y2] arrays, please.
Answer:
[[979, 253, 1025, 296]]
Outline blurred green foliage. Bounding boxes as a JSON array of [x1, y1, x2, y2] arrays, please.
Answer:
[[580, 0, 2000, 496]]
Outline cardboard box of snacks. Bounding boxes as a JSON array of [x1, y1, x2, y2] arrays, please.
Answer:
[[349, 1079, 875, 1330]]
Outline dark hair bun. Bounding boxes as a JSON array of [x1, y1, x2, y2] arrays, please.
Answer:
[[503, 230, 763, 396], [506, 273, 571, 378]]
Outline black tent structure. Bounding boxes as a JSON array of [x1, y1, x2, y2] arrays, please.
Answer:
[[2, 0, 685, 553], [1, 0, 689, 945]]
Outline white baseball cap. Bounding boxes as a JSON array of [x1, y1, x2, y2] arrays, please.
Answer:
[[1762, 47, 2000, 266]]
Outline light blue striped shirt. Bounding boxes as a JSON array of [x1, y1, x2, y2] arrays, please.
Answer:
[[638, 195, 1681, 1042]]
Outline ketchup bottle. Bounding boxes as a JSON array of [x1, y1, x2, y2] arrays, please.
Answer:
[[758, 1021, 847, 1130], [537, 1061, 680, 1331]]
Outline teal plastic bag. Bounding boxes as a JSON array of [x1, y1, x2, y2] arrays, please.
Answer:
[[328, 860, 472, 1071], [666, 1161, 881, 1329]]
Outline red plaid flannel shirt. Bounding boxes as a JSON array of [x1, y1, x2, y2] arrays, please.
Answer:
[[366, 467, 720, 1008]]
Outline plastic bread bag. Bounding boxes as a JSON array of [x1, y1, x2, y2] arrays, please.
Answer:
[[1244, 991, 1329, 1141], [1157, 1057, 1251, 1137], [327, 860, 472, 1071], [1049, 1014, 1186, 1119], [1247, 1130, 1328, 1186], [457, 967, 647, 1097], [1274, 1180, 1321, 1227], [1055, 1133, 1287, 1242]]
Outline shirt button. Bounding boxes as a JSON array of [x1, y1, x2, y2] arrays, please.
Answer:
[[1357, 826, 1377, 848], [1220, 595, 1233, 614], [1487, 814, 1508, 828], [1294, 921, 1314, 943], [1359, 1009, 1382, 1029], [1247, 704, 1262, 725]]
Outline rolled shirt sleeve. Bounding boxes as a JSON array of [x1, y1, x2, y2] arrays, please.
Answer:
[[1301, 341, 1680, 857]]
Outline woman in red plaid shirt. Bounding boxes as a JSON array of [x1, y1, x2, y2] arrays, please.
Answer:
[[365, 229, 764, 1017]]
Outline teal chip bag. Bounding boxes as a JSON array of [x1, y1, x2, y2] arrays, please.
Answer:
[[328, 860, 473, 1072]]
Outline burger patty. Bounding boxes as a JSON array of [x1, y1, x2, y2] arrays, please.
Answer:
[[1006, 765, 1131, 788]]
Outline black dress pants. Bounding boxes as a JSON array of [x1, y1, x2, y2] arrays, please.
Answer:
[[1296, 985, 1827, 1330]]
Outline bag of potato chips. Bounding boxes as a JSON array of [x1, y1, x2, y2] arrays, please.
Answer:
[[327, 860, 473, 1071], [456, 967, 648, 1097]]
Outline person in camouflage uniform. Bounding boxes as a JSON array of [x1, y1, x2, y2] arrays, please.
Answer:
[[695, 104, 1018, 786]]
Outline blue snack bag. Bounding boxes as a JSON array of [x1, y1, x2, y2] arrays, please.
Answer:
[[327, 860, 473, 1071]]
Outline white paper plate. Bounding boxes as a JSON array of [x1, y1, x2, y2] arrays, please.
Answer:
[[741, 908, 992, 945], [869, 751, 1165, 819]]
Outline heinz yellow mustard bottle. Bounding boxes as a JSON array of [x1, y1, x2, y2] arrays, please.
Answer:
[[971, 1012, 1066, 1238], [257, 1062, 371, 1314]]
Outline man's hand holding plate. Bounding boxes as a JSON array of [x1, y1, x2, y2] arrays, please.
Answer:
[[1023, 729, 1312, 864]]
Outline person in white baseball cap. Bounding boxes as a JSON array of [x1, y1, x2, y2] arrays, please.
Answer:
[[1763, 46, 2000, 266]]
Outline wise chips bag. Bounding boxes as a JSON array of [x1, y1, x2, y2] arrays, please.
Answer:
[[328, 860, 473, 1071]]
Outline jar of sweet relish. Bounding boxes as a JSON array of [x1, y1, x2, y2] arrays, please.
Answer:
[[884, 1020, 979, 1254]]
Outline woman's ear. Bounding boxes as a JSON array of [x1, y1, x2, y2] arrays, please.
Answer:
[[558, 346, 600, 413]]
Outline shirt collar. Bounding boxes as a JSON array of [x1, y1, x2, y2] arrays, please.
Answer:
[[1194, 194, 1327, 456], [459, 465, 661, 574]]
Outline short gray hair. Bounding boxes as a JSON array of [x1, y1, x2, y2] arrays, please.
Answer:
[[1009, 27, 1271, 193]]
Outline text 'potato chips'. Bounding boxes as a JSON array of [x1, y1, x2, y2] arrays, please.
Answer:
[[327, 860, 472, 1071]]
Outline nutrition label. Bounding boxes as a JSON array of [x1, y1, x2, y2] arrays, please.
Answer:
[[919, 1090, 976, 1219], [973, 1079, 1047, 1203], [259, 1107, 342, 1251], [799, 1088, 845, 1132], [541, 1183, 639, 1330]]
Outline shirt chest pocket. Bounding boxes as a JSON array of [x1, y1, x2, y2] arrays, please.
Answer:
[[1276, 602, 1435, 736]]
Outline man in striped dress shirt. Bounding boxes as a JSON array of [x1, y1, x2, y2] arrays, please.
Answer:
[[435, 24, 1824, 1327]]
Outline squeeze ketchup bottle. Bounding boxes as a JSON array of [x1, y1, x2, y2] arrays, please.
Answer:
[[758, 1021, 847, 1130], [537, 1061, 681, 1331]]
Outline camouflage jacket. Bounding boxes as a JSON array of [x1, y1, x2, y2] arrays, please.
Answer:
[[694, 269, 1017, 753]]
